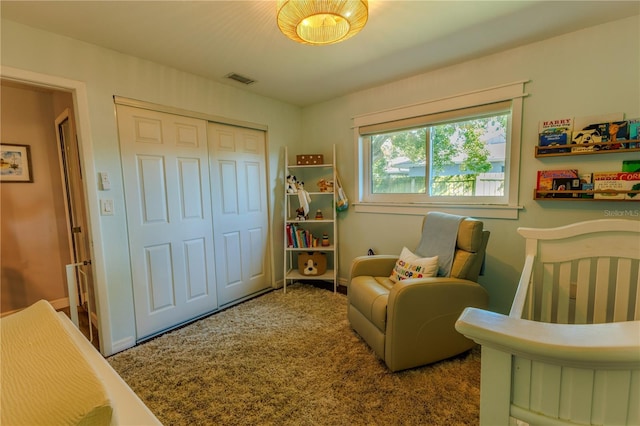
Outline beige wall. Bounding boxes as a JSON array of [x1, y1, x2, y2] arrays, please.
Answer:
[[1, 83, 73, 313], [301, 15, 640, 313]]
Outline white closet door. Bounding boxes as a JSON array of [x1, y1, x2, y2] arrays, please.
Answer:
[[117, 105, 217, 339], [208, 123, 271, 306]]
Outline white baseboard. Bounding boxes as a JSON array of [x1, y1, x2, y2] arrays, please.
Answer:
[[111, 336, 136, 354]]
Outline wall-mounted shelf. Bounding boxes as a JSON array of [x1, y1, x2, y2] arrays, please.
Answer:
[[534, 188, 640, 201], [535, 140, 640, 158]]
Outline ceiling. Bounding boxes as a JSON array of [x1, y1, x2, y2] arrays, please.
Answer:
[[2, 1, 638, 107]]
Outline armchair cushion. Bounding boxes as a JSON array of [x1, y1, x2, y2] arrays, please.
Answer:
[[451, 219, 486, 280], [389, 247, 438, 283], [456, 218, 485, 252]]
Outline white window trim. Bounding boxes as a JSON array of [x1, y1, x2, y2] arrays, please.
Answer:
[[352, 81, 528, 220]]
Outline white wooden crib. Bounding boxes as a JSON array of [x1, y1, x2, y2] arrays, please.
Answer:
[[456, 219, 640, 425]]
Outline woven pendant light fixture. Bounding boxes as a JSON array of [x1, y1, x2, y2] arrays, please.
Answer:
[[277, 0, 368, 45]]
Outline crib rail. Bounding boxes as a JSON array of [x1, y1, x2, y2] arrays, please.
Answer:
[[456, 308, 640, 425], [455, 219, 640, 426]]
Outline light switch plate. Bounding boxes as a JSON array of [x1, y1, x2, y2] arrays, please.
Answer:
[[100, 172, 111, 190], [100, 199, 114, 216]]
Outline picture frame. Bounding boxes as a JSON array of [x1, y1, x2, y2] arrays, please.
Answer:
[[1, 143, 33, 182]]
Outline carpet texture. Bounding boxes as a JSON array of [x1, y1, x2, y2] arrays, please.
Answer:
[[108, 283, 481, 425]]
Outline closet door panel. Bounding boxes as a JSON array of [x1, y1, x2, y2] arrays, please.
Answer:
[[208, 123, 271, 306], [118, 105, 217, 340]]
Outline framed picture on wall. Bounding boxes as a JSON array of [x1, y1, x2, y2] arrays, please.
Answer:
[[1, 143, 33, 182]]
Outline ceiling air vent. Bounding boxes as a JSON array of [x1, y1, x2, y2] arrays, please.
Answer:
[[225, 72, 256, 85]]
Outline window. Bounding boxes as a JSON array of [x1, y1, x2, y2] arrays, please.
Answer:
[[354, 82, 526, 218]]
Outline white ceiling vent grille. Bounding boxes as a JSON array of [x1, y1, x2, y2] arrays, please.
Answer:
[[225, 73, 256, 85]]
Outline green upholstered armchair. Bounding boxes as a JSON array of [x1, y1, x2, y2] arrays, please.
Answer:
[[347, 214, 490, 372]]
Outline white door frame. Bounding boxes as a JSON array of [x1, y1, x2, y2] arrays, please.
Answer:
[[1, 66, 112, 354]]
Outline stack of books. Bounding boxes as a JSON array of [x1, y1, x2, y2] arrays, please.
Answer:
[[286, 223, 322, 248]]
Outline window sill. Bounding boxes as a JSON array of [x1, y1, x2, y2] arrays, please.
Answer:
[[353, 202, 523, 219]]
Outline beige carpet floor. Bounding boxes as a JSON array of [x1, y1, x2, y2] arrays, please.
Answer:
[[108, 283, 481, 425]]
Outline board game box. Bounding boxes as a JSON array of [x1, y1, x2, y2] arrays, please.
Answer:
[[593, 171, 640, 200]]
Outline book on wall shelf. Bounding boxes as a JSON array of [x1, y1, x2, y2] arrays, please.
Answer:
[[535, 112, 640, 201], [593, 171, 640, 201], [538, 117, 573, 154], [535, 113, 640, 157], [628, 118, 640, 148], [623, 160, 640, 173], [570, 112, 626, 153], [534, 168, 640, 201], [536, 169, 579, 198], [551, 177, 581, 198]]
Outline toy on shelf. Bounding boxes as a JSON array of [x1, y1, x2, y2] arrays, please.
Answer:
[[317, 178, 334, 193], [296, 181, 311, 217], [296, 207, 308, 221], [286, 175, 298, 194]]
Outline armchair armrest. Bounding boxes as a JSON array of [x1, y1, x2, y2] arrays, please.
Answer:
[[349, 255, 398, 280], [384, 277, 489, 371], [388, 277, 489, 321]]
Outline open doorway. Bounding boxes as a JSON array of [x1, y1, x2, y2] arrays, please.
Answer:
[[55, 108, 98, 348], [0, 80, 98, 349]]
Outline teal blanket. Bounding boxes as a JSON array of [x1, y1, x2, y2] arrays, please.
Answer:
[[415, 212, 464, 277]]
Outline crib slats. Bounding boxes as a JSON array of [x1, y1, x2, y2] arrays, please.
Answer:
[[614, 258, 632, 322], [559, 367, 594, 425], [540, 263, 554, 323], [593, 257, 611, 324], [634, 263, 640, 321], [511, 356, 638, 425], [530, 362, 562, 417], [557, 262, 572, 324], [532, 256, 639, 324], [575, 258, 591, 324], [592, 369, 633, 425], [630, 370, 640, 425], [511, 357, 531, 409]]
